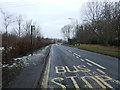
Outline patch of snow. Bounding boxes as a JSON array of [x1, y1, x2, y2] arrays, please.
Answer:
[[28, 54, 32, 56], [2, 64, 9, 68], [3, 45, 50, 68], [0, 47, 4, 50], [2, 63, 17, 68], [14, 58, 23, 61]]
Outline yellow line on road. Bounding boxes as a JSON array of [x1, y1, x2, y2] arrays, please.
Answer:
[[87, 63, 92, 66], [96, 69, 106, 74], [81, 76, 93, 88], [95, 75, 113, 88], [66, 76, 80, 89], [41, 53, 51, 88], [51, 77, 66, 89], [115, 80, 120, 84]]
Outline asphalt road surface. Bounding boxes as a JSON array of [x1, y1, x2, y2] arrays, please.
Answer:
[[46, 44, 120, 89]]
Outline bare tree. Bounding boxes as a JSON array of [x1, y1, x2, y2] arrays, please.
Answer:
[[16, 15, 23, 37], [22, 20, 32, 36], [61, 24, 72, 41], [0, 9, 13, 34], [76, 0, 120, 45], [84, 1, 103, 23], [0, 9, 14, 60]]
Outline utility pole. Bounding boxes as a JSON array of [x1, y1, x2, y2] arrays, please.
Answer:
[[31, 25, 35, 56]]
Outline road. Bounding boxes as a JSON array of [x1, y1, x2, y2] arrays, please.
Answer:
[[44, 44, 120, 89]]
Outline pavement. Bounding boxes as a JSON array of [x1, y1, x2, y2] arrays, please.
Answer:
[[6, 45, 51, 88], [47, 44, 120, 89]]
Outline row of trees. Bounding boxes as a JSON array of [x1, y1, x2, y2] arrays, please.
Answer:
[[0, 9, 52, 64], [61, 1, 120, 46]]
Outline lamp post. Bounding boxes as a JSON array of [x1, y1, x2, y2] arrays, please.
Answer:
[[68, 18, 78, 27], [68, 18, 78, 38], [31, 25, 35, 56]]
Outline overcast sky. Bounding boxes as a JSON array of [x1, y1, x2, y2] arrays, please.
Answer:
[[0, 0, 119, 39]]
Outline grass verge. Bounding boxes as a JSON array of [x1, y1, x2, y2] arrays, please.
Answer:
[[64, 44, 120, 58]]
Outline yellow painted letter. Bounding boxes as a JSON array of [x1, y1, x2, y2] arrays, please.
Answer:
[[55, 66, 66, 73], [51, 77, 66, 89], [77, 65, 91, 72], [95, 75, 113, 88], [81, 76, 106, 88], [65, 66, 79, 73], [66, 76, 79, 88]]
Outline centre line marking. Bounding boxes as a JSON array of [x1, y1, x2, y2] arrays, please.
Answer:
[[73, 53, 81, 57], [73, 53, 77, 55], [96, 69, 106, 74], [87, 63, 92, 66], [76, 54, 81, 57], [80, 59, 84, 61], [85, 59, 106, 69]]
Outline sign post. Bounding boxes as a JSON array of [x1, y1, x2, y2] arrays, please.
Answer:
[[31, 25, 35, 56]]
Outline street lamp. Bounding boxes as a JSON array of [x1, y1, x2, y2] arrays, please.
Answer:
[[68, 18, 78, 26], [31, 25, 35, 56], [68, 18, 78, 38]]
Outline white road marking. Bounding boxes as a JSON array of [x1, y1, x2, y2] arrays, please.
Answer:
[[96, 69, 106, 74], [68, 50, 72, 53], [73, 53, 81, 57], [87, 63, 92, 66], [76, 54, 81, 57], [76, 56, 79, 58], [85, 59, 106, 69], [80, 59, 84, 61]]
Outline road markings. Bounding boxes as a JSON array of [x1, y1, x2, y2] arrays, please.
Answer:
[[51, 73, 118, 88], [51, 77, 66, 89], [80, 59, 84, 61], [76, 56, 79, 58], [85, 59, 106, 69], [81, 75, 113, 88], [87, 63, 92, 66], [77, 65, 91, 72], [96, 69, 106, 74], [73, 53, 81, 57], [115, 80, 120, 84], [65, 66, 79, 73], [55, 65, 91, 73], [67, 50, 81, 58], [95, 75, 113, 88], [55, 66, 67, 73], [81, 76, 93, 88], [66, 76, 79, 88], [68, 50, 72, 53], [41, 52, 51, 88]]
